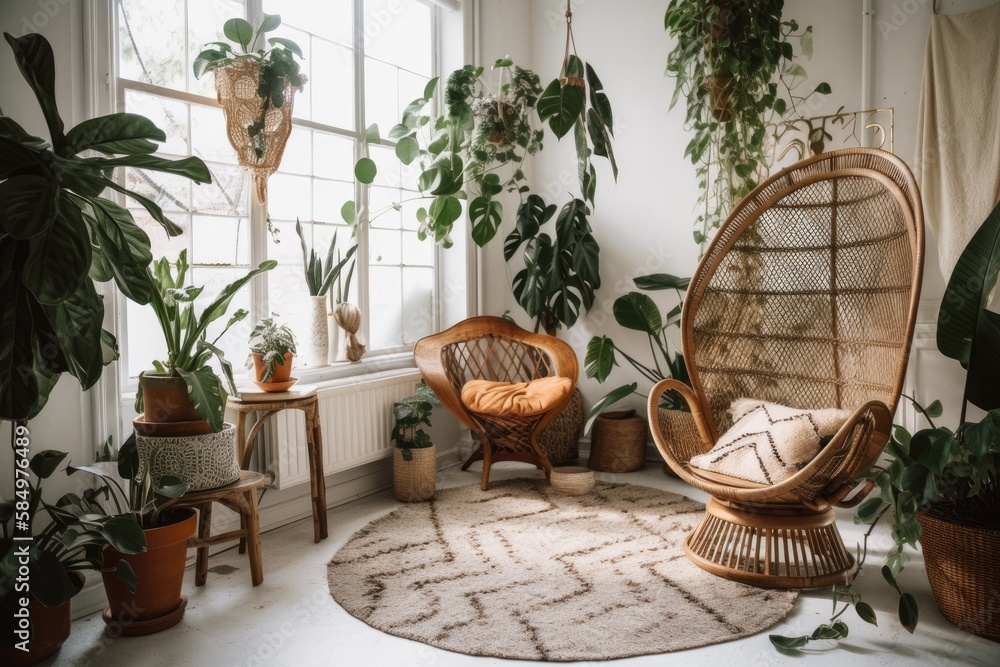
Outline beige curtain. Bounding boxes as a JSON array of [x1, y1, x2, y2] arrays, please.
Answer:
[[915, 2, 1000, 279]]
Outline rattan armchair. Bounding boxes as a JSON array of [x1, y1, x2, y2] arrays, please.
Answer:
[[415, 317, 579, 490], [649, 148, 924, 589]]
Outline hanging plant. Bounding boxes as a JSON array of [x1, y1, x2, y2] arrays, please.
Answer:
[[343, 57, 543, 248], [193, 14, 305, 204], [537, 4, 618, 206], [664, 0, 830, 248]]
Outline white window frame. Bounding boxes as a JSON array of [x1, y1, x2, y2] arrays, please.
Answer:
[[98, 0, 444, 399]]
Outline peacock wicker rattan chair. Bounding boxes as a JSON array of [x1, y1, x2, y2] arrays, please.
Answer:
[[415, 316, 579, 490], [649, 148, 924, 589]]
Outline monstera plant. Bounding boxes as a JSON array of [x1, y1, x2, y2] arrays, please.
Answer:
[[0, 32, 211, 422]]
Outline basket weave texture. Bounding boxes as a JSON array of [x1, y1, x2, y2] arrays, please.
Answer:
[[549, 466, 595, 496], [537, 388, 583, 465], [918, 508, 1000, 641], [588, 409, 647, 472], [214, 59, 303, 204], [393, 445, 436, 502]]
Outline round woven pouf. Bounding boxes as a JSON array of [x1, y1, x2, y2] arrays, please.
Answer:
[[549, 466, 595, 496], [588, 409, 648, 472]]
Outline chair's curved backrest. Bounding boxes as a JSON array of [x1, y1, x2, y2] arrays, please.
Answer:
[[414, 316, 579, 430], [683, 149, 924, 436]]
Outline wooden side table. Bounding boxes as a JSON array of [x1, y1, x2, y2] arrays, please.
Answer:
[[226, 389, 329, 543], [173, 471, 266, 586]]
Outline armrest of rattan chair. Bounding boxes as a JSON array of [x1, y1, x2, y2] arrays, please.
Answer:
[[647, 379, 717, 476]]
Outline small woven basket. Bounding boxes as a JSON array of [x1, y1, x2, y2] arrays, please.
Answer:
[[538, 388, 583, 465], [588, 409, 648, 473], [393, 444, 436, 502], [917, 507, 1000, 641], [549, 466, 595, 496]]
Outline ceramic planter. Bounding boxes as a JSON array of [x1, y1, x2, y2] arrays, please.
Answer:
[[251, 352, 294, 383], [136, 424, 240, 491], [102, 509, 196, 636], [0, 572, 83, 665], [300, 295, 329, 367]]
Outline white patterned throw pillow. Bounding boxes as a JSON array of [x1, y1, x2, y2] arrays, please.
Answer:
[[689, 398, 852, 485]]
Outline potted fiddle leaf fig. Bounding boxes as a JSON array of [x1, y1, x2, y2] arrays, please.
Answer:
[[0, 32, 211, 424], [136, 249, 276, 434], [193, 14, 306, 202]]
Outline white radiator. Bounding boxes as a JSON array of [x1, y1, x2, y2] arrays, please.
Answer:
[[261, 368, 423, 490]]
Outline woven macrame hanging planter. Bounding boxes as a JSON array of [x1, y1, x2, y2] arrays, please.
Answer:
[[214, 58, 305, 204]]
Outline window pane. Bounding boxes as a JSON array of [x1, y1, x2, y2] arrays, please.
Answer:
[[268, 173, 312, 221], [402, 267, 434, 344], [368, 186, 400, 229], [118, 0, 186, 90], [131, 210, 189, 262], [364, 58, 398, 137], [191, 105, 238, 165], [370, 229, 400, 265], [313, 180, 356, 224], [193, 165, 249, 216], [280, 128, 313, 176], [126, 299, 167, 378], [124, 90, 188, 156], [125, 168, 190, 213], [188, 0, 245, 97], [312, 39, 355, 130], [191, 216, 249, 266], [266, 0, 353, 46], [402, 230, 433, 266], [369, 266, 402, 349], [190, 267, 254, 371], [314, 132, 355, 182], [364, 0, 433, 77]]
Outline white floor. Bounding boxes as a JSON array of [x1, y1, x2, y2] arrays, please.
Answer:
[[54, 462, 999, 667]]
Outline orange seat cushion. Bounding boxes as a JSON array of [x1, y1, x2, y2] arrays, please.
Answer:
[[461, 377, 573, 417]]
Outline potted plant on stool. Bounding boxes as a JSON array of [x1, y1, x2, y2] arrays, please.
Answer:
[[248, 314, 298, 389], [66, 436, 193, 636], [392, 383, 442, 502]]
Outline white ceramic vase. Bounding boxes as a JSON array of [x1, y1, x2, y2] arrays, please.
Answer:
[[328, 309, 343, 364], [301, 294, 329, 367]]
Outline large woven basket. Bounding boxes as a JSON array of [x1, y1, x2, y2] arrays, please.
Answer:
[[537, 388, 583, 465], [393, 445, 436, 502], [917, 506, 1000, 641], [588, 409, 647, 472]]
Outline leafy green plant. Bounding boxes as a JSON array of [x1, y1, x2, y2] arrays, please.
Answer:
[[584, 274, 691, 431], [193, 14, 304, 159], [0, 32, 211, 421], [0, 449, 146, 607], [295, 219, 357, 298], [537, 8, 618, 206], [343, 58, 545, 248], [392, 383, 443, 461], [136, 249, 276, 431], [665, 0, 830, 248], [504, 195, 602, 335], [247, 314, 297, 382], [770, 208, 1000, 652]]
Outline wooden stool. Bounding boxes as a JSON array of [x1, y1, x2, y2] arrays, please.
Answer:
[[226, 389, 329, 543], [174, 471, 266, 586]]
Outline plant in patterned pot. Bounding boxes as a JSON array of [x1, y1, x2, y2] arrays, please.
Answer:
[[391, 383, 442, 502]]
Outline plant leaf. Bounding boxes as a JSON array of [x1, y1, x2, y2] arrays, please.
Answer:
[[0, 174, 58, 239], [634, 274, 690, 291], [585, 335, 617, 382], [4, 33, 65, 150], [584, 383, 638, 434], [899, 593, 919, 633], [613, 292, 662, 336], [176, 366, 226, 432], [856, 601, 878, 626], [355, 157, 377, 184], [63, 113, 165, 155], [223, 18, 254, 51], [469, 196, 502, 247], [537, 78, 585, 140]]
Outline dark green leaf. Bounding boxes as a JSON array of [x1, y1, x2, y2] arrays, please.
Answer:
[[267, 37, 302, 58], [176, 366, 226, 432], [899, 593, 919, 633], [584, 383, 637, 434], [537, 78, 585, 140], [769, 635, 810, 651], [23, 205, 91, 305], [856, 601, 877, 626], [63, 113, 165, 155], [585, 335, 617, 382], [395, 136, 420, 165], [223, 18, 254, 51], [634, 274, 689, 291], [814, 82, 832, 95], [30, 449, 67, 478], [4, 33, 65, 150], [966, 310, 1000, 410], [469, 196, 502, 247], [613, 292, 662, 336], [83, 155, 211, 184], [0, 174, 57, 239], [856, 497, 885, 524], [585, 62, 613, 133]]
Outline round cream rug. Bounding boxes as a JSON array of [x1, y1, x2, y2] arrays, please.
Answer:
[[328, 479, 797, 661]]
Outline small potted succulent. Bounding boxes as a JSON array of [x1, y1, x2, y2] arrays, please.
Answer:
[[391, 383, 442, 502], [248, 314, 298, 386]]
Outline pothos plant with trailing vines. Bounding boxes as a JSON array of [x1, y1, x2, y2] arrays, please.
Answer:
[[665, 0, 831, 250]]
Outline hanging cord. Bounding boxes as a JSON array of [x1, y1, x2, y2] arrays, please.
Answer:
[[560, 0, 582, 84]]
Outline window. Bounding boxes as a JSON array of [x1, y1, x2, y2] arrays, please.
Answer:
[[114, 0, 439, 382]]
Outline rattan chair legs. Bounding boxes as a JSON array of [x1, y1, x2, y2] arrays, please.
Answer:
[[684, 498, 858, 589]]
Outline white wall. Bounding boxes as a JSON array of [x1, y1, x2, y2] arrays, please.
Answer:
[[477, 0, 993, 432]]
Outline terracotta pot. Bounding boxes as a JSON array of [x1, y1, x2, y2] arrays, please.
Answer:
[[0, 572, 83, 666], [102, 509, 196, 633], [252, 352, 294, 383], [139, 374, 203, 425]]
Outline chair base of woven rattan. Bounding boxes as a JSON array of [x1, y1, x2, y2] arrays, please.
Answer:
[[683, 498, 858, 589], [460, 411, 553, 490]]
